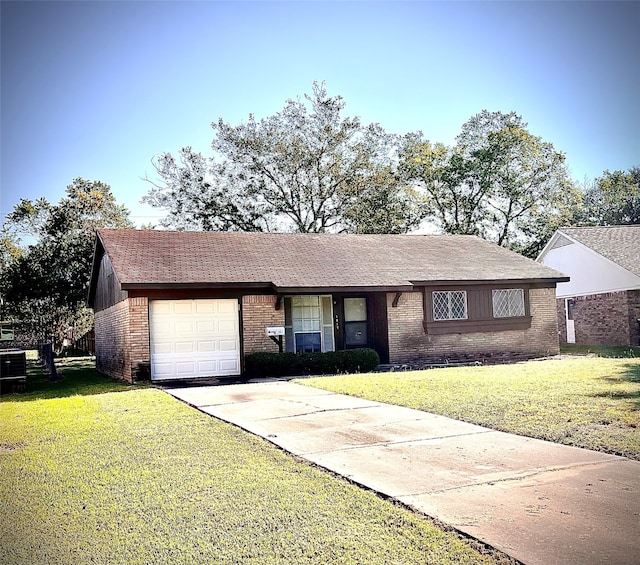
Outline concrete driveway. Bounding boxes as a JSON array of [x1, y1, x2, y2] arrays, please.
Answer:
[[164, 381, 639, 565]]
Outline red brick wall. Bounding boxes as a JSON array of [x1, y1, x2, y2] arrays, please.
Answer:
[[242, 295, 285, 354], [128, 297, 150, 380], [572, 291, 637, 346], [94, 299, 130, 381], [94, 297, 150, 382], [529, 287, 561, 354], [387, 292, 425, 363], [556, 299, 567, 343], [387, 288, 560, 364]]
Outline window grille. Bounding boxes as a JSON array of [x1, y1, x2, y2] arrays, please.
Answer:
[[432, 291, 468, 320], [285, 295, 334, 353], [492, 289, 525, 318]]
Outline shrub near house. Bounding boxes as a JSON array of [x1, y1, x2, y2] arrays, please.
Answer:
[[245, 349, 380, 378]]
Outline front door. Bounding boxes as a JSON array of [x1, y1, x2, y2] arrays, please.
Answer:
[[343, 297, 368, 348]]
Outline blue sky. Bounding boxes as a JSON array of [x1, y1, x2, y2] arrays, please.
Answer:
[[2, 1, 639, 228]]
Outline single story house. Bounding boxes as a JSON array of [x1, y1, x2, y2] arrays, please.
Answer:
[[537, 225, 640, 346], [88, 229, 569, 382]]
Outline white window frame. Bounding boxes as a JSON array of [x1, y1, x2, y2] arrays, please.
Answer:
[[285, 295, 334, 353], [432, 290, 468, 321]]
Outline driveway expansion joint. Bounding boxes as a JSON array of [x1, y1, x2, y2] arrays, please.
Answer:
[[259, 403, 382, 421], [293, 429, 497, 455], [401, 458, 627, 497]]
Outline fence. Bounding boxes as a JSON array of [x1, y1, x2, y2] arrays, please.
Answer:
[[70, 328, 95, 355]]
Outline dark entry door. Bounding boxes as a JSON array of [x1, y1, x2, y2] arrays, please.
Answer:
[[344, 297, 368, 348], [333, 294, 389, 363]]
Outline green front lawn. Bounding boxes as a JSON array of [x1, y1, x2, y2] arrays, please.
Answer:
[[300, 357, 640, 460], [0, 360, 505, 565], [560, 343, 640, 358]]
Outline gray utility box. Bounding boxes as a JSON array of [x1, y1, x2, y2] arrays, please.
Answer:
[[0, 349, 27, 393]]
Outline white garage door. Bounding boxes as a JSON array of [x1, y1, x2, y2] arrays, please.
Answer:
[[149, 299, 241, 381]]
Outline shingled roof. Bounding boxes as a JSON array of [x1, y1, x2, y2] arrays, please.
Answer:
[[90, 229, 568, 300], [557, 226, 640, 277]]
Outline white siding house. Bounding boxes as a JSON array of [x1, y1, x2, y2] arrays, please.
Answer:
[[537, 226, 640, 346]]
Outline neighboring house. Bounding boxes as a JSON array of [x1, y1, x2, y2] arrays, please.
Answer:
[[537, 225, 640, 347], [0, 321, 15, 342], [88, 229, 568, 382]]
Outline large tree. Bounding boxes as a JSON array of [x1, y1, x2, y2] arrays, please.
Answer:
[[144, 83, 423, 233], [400, 111, 581, 257], [578, 167, 640, 226], [1, 178, 132, 350]]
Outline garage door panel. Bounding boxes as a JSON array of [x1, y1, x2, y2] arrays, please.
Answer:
[[152, 302, 172, 314], [151, 321, 173, 335], [174, 302, 195, 314], [153, 363, 174, 377], [175, 361, 196, 376], [150, 299, 240, 381], [197, 341, 216, 352], [217, 301, 237, 314], [196, 301, 216, 313], [218, 320, 237, 332], [197, 320, 215, 333], [197, 360, 219, 373], [219, 358, 240, 372], [152, 343, 173, 355], [175, 321, 195, 334], [219, 340, 238, 351], [175, 341, 194, 354]]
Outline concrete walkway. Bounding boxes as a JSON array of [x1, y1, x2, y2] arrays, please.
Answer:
[[164, 381, 640, 565]]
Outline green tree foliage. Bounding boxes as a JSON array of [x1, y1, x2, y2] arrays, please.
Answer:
[[400, 111, 581, 257], [579, 167, 640, 226], [0, 229, 22, 272], [1, 178, 132, 350], [144, 82, 423, 233]]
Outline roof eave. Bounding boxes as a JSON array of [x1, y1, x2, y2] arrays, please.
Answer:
[[120, 281, 416, 293], [120, 281, 275, 291], [410, 277, 570, 286], [273, 284, 415, 294]]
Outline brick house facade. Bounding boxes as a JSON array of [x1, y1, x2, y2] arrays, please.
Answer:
[[89, 230, 568, 382], [388, 288, 559, 364], [556, 290, 640, 347]]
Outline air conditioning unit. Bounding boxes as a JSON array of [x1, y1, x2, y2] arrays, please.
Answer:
[[0, 349, 27, 394]]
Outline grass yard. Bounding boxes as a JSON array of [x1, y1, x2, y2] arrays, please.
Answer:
[[560, 343, 640, 358], [0, 359, 506, 565], [300, 357, 640, 460]]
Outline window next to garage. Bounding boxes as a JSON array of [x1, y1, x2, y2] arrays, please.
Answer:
[[424, 285, 531, 334], [284, 296, 334, 353]]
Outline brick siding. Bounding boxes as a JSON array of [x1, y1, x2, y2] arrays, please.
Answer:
[[629, 290, 640, 347], [387, 288, 559, 364], [242, 295, 285, 354], [556, 299, 567, 343], [94, 299, 130, 381], [569, 290, 640, 346], [128, 297, 150, 380], [94, 297, 150, 382]]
